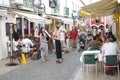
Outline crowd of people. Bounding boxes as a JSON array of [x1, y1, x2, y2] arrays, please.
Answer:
[[8, 21, 119, 74]]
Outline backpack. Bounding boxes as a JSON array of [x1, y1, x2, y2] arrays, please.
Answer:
[[80, 34, 86, 40]]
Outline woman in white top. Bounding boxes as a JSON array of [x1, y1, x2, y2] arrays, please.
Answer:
[[39, 27, 49, 62]]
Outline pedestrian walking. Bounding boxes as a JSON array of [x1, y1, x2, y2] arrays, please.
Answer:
[[69, 27, 78, 51], [39, 27, 49, 62]]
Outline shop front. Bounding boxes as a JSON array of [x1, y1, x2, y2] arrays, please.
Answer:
[[0, 9, 52, 60], [12, 10, 52, 37]]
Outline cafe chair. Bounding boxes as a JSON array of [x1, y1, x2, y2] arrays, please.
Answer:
[[104, 55, 119, 78], [82, 54, 98, 77]]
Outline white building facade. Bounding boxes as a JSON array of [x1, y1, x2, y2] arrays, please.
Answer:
[[0, 0, 81, 60], [0, 0, 10, 59], [42, 0, 81, 17], [42, 0, 81, 30]]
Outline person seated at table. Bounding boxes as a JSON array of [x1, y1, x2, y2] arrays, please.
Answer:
[[21, 34, 34, 58], [86, 31, 93, 50], [18, 35, 23, 45], [88, 35, 101, 50], [101, 37, 119, 75], [33, 37, 40, 56], [7, 36, 22, 63]]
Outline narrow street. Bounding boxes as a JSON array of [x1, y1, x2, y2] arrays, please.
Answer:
[[0, 50, 81, 80]]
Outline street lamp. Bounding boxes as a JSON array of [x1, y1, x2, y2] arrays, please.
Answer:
[[6, 23, 18, 66]]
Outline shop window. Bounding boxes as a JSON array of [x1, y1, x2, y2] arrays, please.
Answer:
[[16, 18, 22, 35], [24, 18, 28, 35], [30, 22, 34, 36], [6, 23, 14, 36]]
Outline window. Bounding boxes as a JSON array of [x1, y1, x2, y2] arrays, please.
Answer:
[[16, 18, 22, 35], [23, 0, 33, 8], [54, 4, 59, 14], [64, 7, 69, 16], [24, 18, 28, 35]]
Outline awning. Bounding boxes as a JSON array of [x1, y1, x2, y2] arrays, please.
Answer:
[[12, 11, 52, 24], [79, 0, 117, 18], [46, 15, 73, 25], [79, 10, 91, 18]]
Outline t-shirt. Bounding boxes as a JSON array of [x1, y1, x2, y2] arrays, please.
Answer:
[[101, 42, 118, 56], [59, 26, 66, 41], [21, 38, 34, 53], [70, 29, 78, 40], [101, 42, 119, 63]]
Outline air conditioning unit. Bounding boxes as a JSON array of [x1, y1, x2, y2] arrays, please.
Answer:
[[10, 0, 23, 6]]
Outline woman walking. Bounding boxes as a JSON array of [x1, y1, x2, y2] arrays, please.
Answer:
[[39, 27, 49, 62], [53, 21, 63, 63]]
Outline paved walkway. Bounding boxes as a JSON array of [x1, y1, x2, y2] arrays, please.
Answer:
[[0, 59, 21, 76], [0, 50, 81, 80], [0, 49, 120, 80], [73, 63, 120, 80]]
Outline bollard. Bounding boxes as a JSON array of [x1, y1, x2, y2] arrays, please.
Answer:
[[21, 53, 26, 64]]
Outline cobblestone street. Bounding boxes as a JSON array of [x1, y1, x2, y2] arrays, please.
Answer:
[[0, 50, 81, 80]]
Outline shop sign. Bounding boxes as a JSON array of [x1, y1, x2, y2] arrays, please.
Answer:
[[49, 0, 57, 8], [71, 10, 78, 19]]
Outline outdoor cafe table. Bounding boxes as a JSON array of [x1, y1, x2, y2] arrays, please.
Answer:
[[80, 50, 102, 63]]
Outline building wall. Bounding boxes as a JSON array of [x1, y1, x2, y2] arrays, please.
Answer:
[[0, 0, 10, 59], [0, 16, 8, 60], [0, 17, 2, 59], [0, 0, 81, 59], [42, 0, 80, 17], [0, 0, 9, 6], [59, 0, 66, 15], [42, 0, 53, 14]]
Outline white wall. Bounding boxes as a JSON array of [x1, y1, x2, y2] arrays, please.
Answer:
[[0, 17, 2, 59], [67, 0, 73, 17], [0, 0, 10, 6], [59, 0, 66, 15], [6, 13, 16, 24], [0, 16, 8, 60], [42, 0, 53, 14]]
